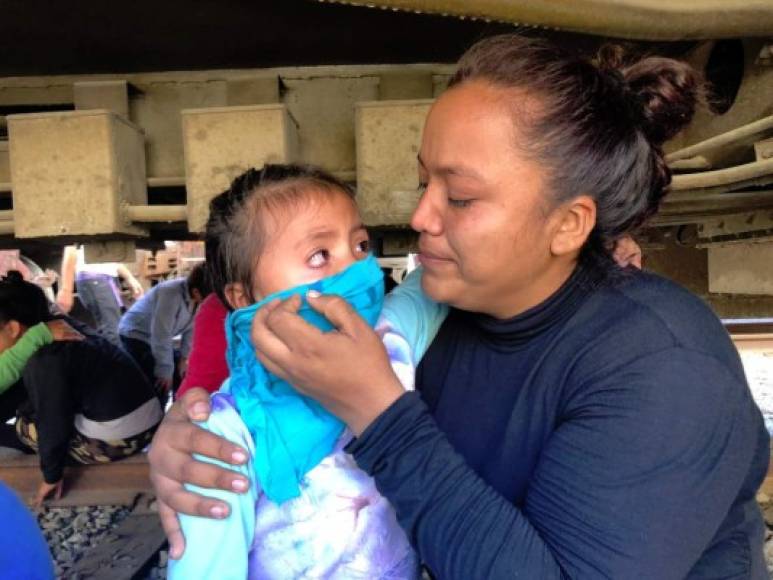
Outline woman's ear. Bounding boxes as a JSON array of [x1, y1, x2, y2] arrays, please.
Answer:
[[549, 195, 596, 257], [1, 320, 23, 341], [223, 283, 251, 310]]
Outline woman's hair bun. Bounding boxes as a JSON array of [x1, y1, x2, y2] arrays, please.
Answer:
[[598, 45, 701, 147]]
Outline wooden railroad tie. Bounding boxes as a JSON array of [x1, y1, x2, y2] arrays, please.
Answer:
[[0, 453, 154, 507]]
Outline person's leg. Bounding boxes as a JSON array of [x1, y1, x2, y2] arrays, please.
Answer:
[[0, 382, 27, 423], [15, 415, 39, 452], [76, 275, 122, 345], [0, 385, 33, 452], [171, 349, 183, 400], [0, 423, 32, 453], [168, 393, 259, 580]]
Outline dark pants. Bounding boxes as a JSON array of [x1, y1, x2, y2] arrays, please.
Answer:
[[76, 275, 122, 346], [0, 382, 33, 452], [0, 382, 26, 424]]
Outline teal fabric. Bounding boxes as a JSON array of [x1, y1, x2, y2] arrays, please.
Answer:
[[226, 255, 385, 504], [380, 268, 449, 366]]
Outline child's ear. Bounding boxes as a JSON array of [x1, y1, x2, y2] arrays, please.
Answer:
[[224, 283, 251, 310]]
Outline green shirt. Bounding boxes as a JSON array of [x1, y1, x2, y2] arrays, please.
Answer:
[[0, 322, 53, 394]]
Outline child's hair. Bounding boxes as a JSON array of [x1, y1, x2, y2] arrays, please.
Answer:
[[205, 164, 355, 307], [0, 270, 52, 327]]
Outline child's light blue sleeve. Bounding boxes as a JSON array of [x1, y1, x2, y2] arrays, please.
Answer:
[[378, 268, 448, 366], [167, 390, 259, 580]]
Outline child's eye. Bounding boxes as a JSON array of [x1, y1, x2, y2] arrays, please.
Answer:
[[308, 250, 330, 268], [448, 198, 473, 208], [417, 182, 428, 193], [356, 240, 370, 254]]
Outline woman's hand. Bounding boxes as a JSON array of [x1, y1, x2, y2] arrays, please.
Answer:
[[148, 388, 250, 559], [46, 319, 84, 342], [251, 292, 404, 436], [34, 479, 63, 509], [613, 235, 643, 269]]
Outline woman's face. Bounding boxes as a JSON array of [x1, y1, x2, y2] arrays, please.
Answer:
[[412, 79, 576, 319]]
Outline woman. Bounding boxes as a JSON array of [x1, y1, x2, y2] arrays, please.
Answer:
[[149, 35, 769, 578], [0, 273, 162, 507]]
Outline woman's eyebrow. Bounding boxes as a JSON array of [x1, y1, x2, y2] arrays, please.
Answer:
[[417, 154, 484, 181]]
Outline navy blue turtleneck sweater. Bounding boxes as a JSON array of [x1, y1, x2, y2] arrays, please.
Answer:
[[348, 266, 769, 579]]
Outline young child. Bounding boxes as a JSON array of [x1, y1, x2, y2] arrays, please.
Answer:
[[168, 165, 447, 579]]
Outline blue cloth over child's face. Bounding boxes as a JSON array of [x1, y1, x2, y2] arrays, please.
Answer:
[[226, 254, 385, 504]]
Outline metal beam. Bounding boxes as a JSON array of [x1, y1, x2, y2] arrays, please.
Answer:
[[318, 0, 773, 40], [667, 115, 773, 163], [125, 205, 187, 223], [671, 158, 773, 192]]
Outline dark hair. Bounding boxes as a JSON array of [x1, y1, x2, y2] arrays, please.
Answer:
[[186, 262, 212, 298], [205, 163, 355, 307], [0, 270, 52, 327], [449, 34, 701, 268]]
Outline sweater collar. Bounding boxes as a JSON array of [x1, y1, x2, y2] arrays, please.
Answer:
[[459, 263, 601, 350]]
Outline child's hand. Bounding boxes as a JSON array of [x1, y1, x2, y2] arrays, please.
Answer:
[[251, 292, 404, 436]]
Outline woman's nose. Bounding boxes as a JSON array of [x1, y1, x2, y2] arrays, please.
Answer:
[[410, 186, 443, 236]]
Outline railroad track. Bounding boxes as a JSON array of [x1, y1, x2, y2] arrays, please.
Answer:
[[3, 448, 772, 578], [0, 453, 166, 579]]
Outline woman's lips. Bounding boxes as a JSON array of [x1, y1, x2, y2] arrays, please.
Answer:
[[417, 251, 452, 268]]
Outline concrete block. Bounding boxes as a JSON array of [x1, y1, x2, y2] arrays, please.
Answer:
[[355, 99, 431, 225], [7, 110, 147, 238], [0, 141, 9, 184], [283, 75, 379, 173], [74, 80, 130, 118], [181, 104, 299, 232], [709, 241, 773, 295], [378, 72, 434, 100], [131, 80, 228, 178], [227, 77, 280, 105]]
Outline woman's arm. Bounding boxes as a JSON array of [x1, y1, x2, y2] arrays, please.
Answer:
[[251, 296, 763, 579], [0, 323, 53, 393], [22, 348, 76, 486], [116, 264, 144, 299], [55, 245, 77, 313], [149, 294, 761, 576], [347, 349, 761, 579], [0, 320, 82, 394]]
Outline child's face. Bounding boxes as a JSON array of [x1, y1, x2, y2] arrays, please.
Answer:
[[251, 190, 370, 301]]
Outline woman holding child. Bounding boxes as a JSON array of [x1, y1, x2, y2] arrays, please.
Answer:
[[149, 35, 769, 578]]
